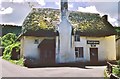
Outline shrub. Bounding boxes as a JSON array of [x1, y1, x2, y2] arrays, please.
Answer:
[[9, 58, 24, 66], [2, 42, 20, 60], [113, 67, 120, 77], [113, 60, 120, 77], [117, 60, 120, 67], [1, 33, 17, 47]]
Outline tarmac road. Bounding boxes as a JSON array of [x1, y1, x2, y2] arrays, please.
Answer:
[[1, 57, 106, 77]]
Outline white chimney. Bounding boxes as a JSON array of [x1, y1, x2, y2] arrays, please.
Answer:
[[58, 0, 75, 63], [61, 0, 68, 20]]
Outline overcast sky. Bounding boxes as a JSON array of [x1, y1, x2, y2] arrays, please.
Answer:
[[0, 0, 119, 26]]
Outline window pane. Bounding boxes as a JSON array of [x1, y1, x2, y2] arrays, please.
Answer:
[[79, 47, 83, 57], [75, 51, 79, 58], [77, 36, 80, 41], [74, 35, 80, 41], [75, 47, 78, 51], [75, 47, 84, 58]]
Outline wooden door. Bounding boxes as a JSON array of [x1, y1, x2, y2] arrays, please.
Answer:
[[39, 39, 55, 65], [90, 48, 98, 63]]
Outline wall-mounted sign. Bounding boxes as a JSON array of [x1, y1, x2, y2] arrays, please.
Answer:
[[87, 40, 100, 44]]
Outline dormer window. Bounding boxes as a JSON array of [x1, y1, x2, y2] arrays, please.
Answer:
[[74, 35, 80, 41]]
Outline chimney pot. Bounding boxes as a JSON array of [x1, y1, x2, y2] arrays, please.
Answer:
[[102, 15, 108, 21]]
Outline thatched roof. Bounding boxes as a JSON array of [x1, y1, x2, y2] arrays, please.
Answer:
[[22, 8, 116, 37]]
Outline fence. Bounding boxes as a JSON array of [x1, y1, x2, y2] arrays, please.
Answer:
[[107, 62, 119, 79], [107, 62, 113, 74]]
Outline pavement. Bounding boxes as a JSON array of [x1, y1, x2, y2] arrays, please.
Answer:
[[1, 57, 106, 77]]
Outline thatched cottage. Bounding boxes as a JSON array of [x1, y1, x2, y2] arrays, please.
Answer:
[[19, 1, 116, 67]]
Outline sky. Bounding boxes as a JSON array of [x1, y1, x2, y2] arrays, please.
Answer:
[[0, 0, 120, 26]]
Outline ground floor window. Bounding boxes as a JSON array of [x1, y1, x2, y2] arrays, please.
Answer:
[[75, 47, 84, 58]]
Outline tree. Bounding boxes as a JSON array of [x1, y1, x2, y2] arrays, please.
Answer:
[[1, 33, 17, 47]]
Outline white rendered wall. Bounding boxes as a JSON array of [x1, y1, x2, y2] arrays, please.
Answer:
[[105, 35, 116, 60], [21, 35, 116, 63], [71, 35, 116, 62], [20, 36, 44, 59]]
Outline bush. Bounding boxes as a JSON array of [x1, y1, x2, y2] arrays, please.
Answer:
[[117, 60, 120, 67], [1, 33, 17, 47], [113, 67, 120, 77], [2, 42, 20, 60], [113, 60, 120, 77], [1, 33, 24, 66], [9, 58, 24, 66]]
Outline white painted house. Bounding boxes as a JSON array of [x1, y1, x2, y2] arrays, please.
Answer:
[[20, 0, 116, 67]]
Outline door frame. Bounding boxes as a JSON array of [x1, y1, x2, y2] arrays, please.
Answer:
[[89, 48, 98, 62]]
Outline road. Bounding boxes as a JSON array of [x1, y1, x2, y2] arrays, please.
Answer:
[[1, 57, 106, 77]]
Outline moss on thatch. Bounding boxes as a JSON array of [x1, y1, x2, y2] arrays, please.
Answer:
[[22, 8, 116, 37]]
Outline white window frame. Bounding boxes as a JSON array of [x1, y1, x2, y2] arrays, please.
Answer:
[[75, 47, 84, 58], [74, 35, 80, 42]]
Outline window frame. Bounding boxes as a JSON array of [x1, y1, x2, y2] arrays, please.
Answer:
[[75, 47, 84, 58], [74, 35, 80, 42]]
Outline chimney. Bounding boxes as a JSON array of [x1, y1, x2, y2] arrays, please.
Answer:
[[61, 0, 68, 20], [102, 15, 108, 21]]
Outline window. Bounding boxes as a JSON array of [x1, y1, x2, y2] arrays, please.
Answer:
[[34, 39, 39, 44], [74, 35, 80, 41], [75, 47, 83, 58]]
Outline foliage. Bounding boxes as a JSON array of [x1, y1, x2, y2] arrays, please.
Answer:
[[0, 37, 1, 45], [115, 27, 120, 32], [104, 69, 109, 79], [9, 58, 24, 66], [116, 29, 120, 33], [115, 27, 120, 36], [2, 33, 24, 66], [113, 60, 120, 77], [117, 60, 120, 67], [2, 24, 22, 36], [1, 33, 17, 47], [113, 67, 120, 77], [2, 42, 20, 60]]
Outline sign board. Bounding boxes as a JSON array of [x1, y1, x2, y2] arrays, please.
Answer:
[[87, 40, 100, 44]]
